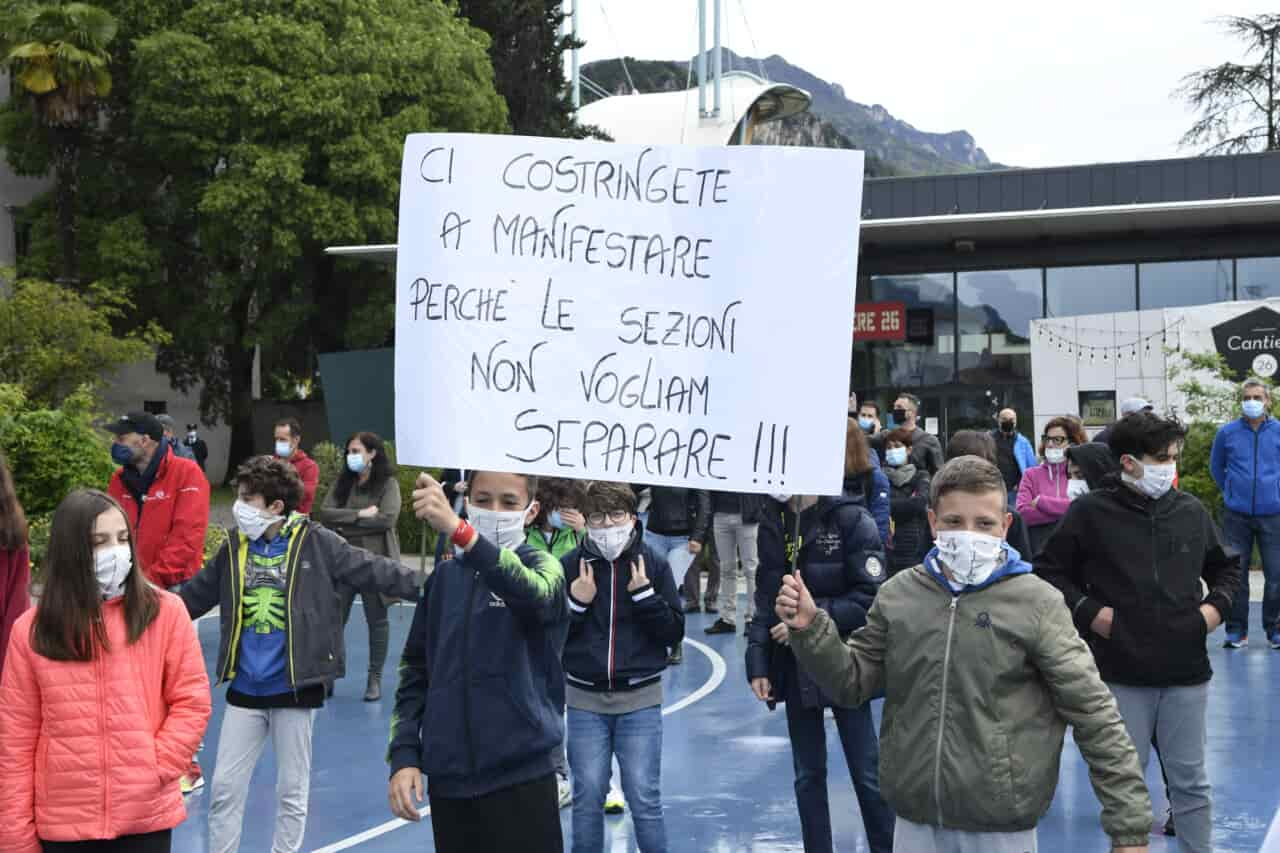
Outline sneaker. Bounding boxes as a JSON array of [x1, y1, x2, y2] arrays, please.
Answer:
[[604, 792, 626, 814], [1269, 631, 1280, 650], [180, 774, 205, 796], [556, 773, 572, 809], [1223, 632, 1248, 649], [704, 618, 736, 635], [667, 643, 683, 665]]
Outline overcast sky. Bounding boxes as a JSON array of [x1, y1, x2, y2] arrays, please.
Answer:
[[572, 1, 1248, 168]]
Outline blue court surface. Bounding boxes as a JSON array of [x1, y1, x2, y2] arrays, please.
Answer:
[[176, 600, 1280, 852]]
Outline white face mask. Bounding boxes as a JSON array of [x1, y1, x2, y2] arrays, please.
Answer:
[[274, 440, 293, 458], [886, 447, 908, 467], [467, 502, 530, 550], [1045, 447, 1066, 465], [1066, 479, 1090, 500], [588, 521, 635, 562], [94, 544, 132, 600], [934, 530, 1006, 587], [1123, 461, 1176, 500], [233, 499, 284, 541]]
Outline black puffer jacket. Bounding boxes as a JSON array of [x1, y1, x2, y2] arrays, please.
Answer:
[[746, 497, 885, 708], [886, 467, 931, 573], [644, 487, 712, 542]]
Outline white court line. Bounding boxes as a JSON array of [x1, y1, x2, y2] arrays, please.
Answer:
[[1262, 805, 1280, 853], [306, 639, 727, 851]]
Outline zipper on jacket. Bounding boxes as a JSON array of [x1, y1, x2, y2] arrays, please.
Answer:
[[1151, 513, 1160, 624], [608, 559, 618, 691], [97, 649, 109, 837], [934, 596, 959, 828], [463, 570, 478, 774], [283, 526, 308, 689], [221, 535, 248, 683], [1253, 427, 1260, 515]]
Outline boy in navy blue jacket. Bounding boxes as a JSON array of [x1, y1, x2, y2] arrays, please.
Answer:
[[387, 471, 569, 853], [561, 481, 684, 853]]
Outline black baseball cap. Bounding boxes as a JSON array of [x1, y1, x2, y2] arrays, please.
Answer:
[[105, 411, 164, 441]]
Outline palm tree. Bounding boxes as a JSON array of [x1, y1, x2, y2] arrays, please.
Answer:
[[0, 2, 118, 284]]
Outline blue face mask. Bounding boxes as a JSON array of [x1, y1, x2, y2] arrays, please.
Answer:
[[111, 442, 138, 466], [346, 453, 367, 474], [858, 416, 875, 433], [1243, 399, 1266, 419], [886, 447, 908, 467], [548, 510, 565, 530]]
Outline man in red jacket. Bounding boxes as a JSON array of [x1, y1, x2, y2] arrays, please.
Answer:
[[273, 417, 319, 515], [106, 411, 211, 589]]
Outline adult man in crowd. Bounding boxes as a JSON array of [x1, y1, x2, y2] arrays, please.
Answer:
[[991, 408, 1036, 508], [389, 470, 569, 852], [274, 417, 319, 514], [642, 483, 710, 663], [875, 394, 943, 475], [158, 413, 196, 461], [1037, 412, 1241, 853], [704, 491, 764, 635], [1211, 377, 1280, 649], [856, 400, 882, 435], [1093, 397, 1154, 446], [185, 422, 210, 472]]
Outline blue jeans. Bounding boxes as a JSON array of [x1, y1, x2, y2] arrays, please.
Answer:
[[567, 705, 666, 853], [784, 695, 895, 853], [643, 530, 694, 592], [1222, 508, 1280, 636]]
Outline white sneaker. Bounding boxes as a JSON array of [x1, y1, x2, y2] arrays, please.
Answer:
[[557, 773, 572, 809]]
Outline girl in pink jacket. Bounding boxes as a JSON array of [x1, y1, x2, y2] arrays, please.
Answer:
[[0, 489, 211, 853], [1016, 416, 1088, 556]]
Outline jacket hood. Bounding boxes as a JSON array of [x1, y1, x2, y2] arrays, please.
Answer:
[[1067, 442, 1120, 490], [922, 544, 1032, 594]]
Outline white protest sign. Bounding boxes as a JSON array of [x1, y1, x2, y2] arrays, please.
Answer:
[[395, 133, 864, 495]]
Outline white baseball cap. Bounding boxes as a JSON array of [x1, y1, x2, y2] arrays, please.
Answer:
[[1119, 397, 1153, 417]]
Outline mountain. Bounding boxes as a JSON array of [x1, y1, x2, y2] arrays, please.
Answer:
[[581, 50, 1002, 176]]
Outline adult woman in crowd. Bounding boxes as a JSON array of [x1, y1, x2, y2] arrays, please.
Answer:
[[0, 489, 210, 853], [1016, 416, 1087, 556], [315, 431, 402, 702], [944, 430, 1034, 560], [881, 427, 931, 575], [0, 451, 30, 680], [842, 419, 890, 547]]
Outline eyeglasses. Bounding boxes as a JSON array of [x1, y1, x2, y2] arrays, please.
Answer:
[[1042, 435, 1069, 446], [587, 509, 631, 526]]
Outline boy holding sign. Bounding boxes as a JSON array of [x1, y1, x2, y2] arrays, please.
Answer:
[[388, 471, 569, 852], [776, 456, 1152, 853]]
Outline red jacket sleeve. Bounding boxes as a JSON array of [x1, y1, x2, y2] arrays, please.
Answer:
[[153, 596, 211, 782], [0, 612, 42, 853], [296, 455, 319, 515], [149, 463, 210, 588], [0, 545, 31, 677]]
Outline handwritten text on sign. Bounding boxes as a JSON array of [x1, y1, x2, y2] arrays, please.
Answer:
[[395, 134, 864, 494]]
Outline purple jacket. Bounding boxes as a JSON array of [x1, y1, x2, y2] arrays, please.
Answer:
[[1016, 461, 1071, 527]]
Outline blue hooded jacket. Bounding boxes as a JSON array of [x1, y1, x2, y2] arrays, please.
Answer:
[[1210, 416, 1280, 516]]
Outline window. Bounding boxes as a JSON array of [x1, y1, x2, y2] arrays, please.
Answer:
[[1046, 265, 1136, 318], [958, 269, 1041, 384], [1238, 257, 1280, 301], [855, 272, 956, 388], [1139, 259, 1232, 309]]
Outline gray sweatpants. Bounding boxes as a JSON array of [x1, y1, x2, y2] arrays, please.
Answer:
[[208, 705, 316, 853], [713, 513, 758, 623], [893, 818, 1036, 852], [1109, 681, 1212, 853]]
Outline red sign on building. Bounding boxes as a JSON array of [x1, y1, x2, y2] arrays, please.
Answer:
[[854, 301, 906, 341]]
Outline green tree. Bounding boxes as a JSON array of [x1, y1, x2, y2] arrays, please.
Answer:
[[1178, 14, 1280, 154], [0, 275, 162, 407], [0, 2, 118, 283]]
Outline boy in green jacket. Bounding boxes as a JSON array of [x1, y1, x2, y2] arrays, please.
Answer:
[[776, 455, 1152, 853]]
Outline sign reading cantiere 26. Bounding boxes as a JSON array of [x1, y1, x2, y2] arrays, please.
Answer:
[[394, 133, 864, 495]]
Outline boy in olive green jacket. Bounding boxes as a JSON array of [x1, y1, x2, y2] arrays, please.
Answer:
[[777, 456, 1152, 853]]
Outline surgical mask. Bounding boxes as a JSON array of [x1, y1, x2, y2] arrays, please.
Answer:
[[1243, 399, 1266, 419], [468, 502, 529, 550], [1045, 447, 1066, 465], [892, 408, 908, 425], [94, 544, 132, 600], [999, 420, 1016, 433], [934, 530, 1006, 587], [1066, 479, 1090, 500], [233, 499, 284, 541], [858, 416, 875, 433], [274, 440, 293, 458], [886, 447, 908, 467], [1123, 461, 1176, 500], [346, 453, 367, 474], [549, 510, 565, 530], [111, 442, 139, 466], [588, 521, 634, 562], [186, 431, 198, 443]]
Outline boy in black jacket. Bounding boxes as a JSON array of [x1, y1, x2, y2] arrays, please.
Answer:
[[387, 470, 569, 853], [562, 481, 684, 853], [1036, 412, 1240, 853]]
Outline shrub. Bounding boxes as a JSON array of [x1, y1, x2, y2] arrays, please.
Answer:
[[310, 440, 344, 508]]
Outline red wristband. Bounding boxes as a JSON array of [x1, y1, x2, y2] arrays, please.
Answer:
[[451, 519, 477, 549]]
